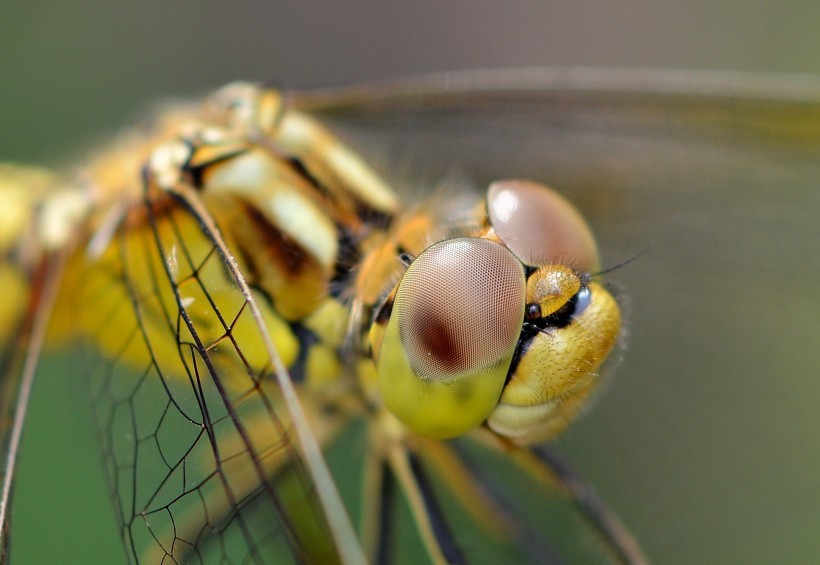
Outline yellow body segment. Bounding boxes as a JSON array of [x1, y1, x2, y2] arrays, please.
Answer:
[[0, 165, 56, 251], [0, 265, 27, 346], [202, 148, 340, 272], [0, 166, 59, 344], [277, 112, 399, 215]]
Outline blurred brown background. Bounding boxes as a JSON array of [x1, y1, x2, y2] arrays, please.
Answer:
[[3, 2, 820, 564]]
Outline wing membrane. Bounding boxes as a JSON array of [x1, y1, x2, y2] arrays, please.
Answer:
[[0, 166, 74, 564], [52, 179, 354, 564], [0, 254, 68, 565]]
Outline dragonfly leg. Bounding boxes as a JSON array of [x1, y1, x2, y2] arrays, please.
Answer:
[[384, 438, 466, 565], [359, 441, 386, 563], [528, 445, 650, 565], [420, 438, 565, 565], [465, 428, 650, 564], [512, 439, 651, 565]]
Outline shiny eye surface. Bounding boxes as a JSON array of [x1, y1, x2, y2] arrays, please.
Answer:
[[376, 237, 526, 438], [488, 180, 600, 272], [395, 237, 525, 380]]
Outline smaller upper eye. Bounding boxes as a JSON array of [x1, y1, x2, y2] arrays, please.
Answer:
[[487, 180, 600, 272], [525, 303, 542, 320]]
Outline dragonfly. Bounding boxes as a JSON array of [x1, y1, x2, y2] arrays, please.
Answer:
[[3, 69, 820, 564]]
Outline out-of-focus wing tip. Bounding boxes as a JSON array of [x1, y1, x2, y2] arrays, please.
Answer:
[[293, 67, 820, 109]]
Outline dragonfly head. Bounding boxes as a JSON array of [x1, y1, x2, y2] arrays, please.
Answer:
[[372, 180, 621, 444]]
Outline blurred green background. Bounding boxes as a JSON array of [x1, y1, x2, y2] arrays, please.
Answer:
[[3, 2, 820, 564], [4, 0, 820, 164]]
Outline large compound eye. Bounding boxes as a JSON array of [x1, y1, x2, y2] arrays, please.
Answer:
[[376, 237, 526, 439], [488, 180, 600, 271]]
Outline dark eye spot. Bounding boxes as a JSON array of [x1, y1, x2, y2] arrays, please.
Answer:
[[414, 314, 466, 374], [525, 303, 542, 320]]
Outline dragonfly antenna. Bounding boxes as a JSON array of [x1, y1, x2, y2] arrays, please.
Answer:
[[590, 240, 654, 277]]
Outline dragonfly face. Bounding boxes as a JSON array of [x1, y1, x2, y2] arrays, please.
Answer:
[[372, 180, 621, 443], [5, 70, 820, 564]]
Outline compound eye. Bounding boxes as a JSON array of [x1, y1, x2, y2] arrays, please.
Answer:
[[397, 238, 525, 380], [488, 180, 600, 272], [377, 237, 526, 439]]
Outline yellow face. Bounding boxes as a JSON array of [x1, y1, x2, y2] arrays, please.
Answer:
[[373, 180, 621, 444]]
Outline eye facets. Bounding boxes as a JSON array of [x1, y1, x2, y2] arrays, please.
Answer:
[[394, 238, 525, 381], [488, 180, 600, 272], [375, 238, 526, 439]]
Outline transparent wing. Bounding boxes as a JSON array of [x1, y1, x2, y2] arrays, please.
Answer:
[[291, 68, 820, 563], [0, 165, 75, 564], [41, 175, 363, 564], [0, 255, 65, 565]]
